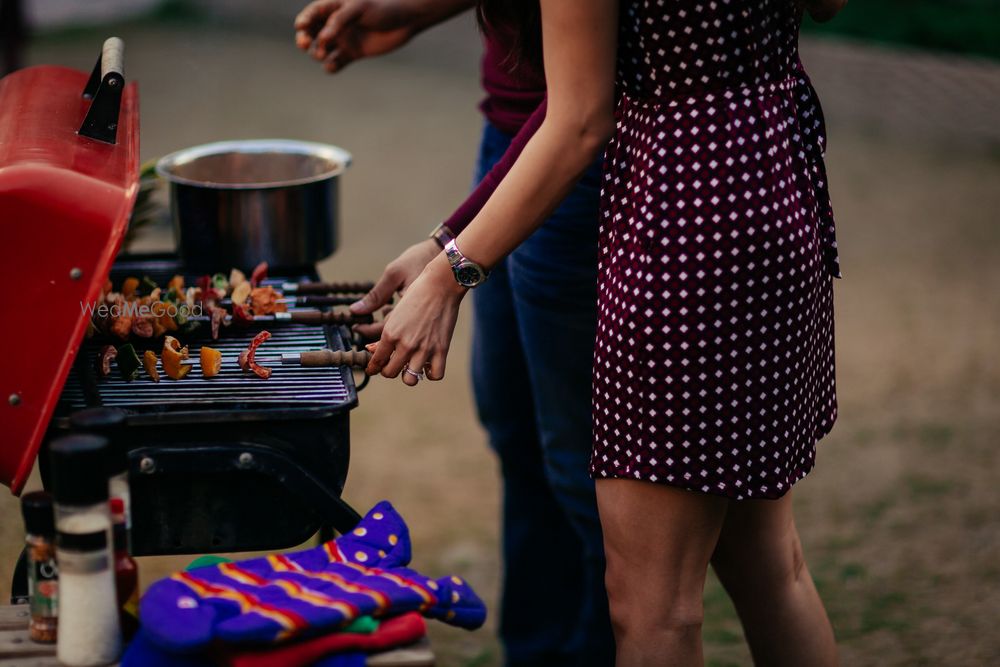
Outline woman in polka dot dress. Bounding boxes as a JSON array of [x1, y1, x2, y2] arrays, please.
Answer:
[[365, 0, 845, 663]]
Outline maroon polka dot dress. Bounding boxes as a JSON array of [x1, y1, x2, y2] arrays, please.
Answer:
[[590, 0, 841, 499]]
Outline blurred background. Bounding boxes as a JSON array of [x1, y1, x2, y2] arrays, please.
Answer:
[[1, 0, 999, 665]]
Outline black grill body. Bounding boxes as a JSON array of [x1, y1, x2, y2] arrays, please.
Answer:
[[46, 254, 363, 556]]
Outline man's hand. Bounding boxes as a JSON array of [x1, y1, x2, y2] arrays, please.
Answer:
[[294, 0, 416, 73], [350, 238, 442, 339]]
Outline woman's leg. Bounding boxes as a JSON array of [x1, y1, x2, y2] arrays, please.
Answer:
[[597, 478, 728, 667], [710, 492, 838, 666]]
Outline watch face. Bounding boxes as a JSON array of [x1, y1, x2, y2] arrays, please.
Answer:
[[455, 262, 485, 287]]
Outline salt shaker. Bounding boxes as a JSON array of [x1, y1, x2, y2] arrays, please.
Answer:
[[21, 491, 58, 643], [49, 434, 122, 667], [68, 408, 132, 546]]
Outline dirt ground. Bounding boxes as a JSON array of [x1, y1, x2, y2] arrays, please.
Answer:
[[2, 8, 998, 666]]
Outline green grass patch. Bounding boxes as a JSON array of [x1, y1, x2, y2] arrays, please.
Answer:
[[905, 475, 958, 499], [804, 0, 1000, 60]]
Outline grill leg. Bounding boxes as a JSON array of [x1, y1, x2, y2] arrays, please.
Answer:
[[10, 546, 28, 605]]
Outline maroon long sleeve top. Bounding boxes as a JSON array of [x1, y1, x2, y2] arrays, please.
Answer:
[[441, 26, 546, 235]]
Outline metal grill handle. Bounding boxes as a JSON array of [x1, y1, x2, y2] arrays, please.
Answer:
[[80, 37, 125, 144]]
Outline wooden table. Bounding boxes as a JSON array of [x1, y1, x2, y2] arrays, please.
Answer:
[[0, 605, 434, 666]]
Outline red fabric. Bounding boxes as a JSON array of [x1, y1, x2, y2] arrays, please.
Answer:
[[223, 613, 426, 667], [441, 27, 547, 237], [442, 96, 546, 236], [479, 26, 545, 136]]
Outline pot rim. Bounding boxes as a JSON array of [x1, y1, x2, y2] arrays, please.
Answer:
[[155, 139, 352, 190]]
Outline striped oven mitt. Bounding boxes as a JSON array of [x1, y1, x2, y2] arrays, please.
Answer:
[[139, 501, 486, 653]]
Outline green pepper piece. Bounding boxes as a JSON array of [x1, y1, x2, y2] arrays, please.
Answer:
[[211, 273, 228, 291], [180, 320, 201, 335], [116, 344, 142, 382], [174, 304, 189, 326], [139, 276, 159, 296]]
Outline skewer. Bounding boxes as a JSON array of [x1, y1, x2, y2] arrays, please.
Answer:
[[185, 349, 370, 368], [142, 349, 373, 370], [260, 280, 376, 295], [185, 310, 373, 325], [218, 295, 362, 308]]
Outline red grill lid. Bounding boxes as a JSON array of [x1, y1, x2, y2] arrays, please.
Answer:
[[0, 41, 139, 494]]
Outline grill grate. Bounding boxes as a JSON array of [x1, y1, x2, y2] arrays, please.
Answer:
[[62, 323, 350, 410]]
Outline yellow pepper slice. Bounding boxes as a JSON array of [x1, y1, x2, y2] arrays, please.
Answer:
[[200, 346, 222, 378], [162, 335, 191, 380], [122, 277, 140, 299], [142, 350, 160, 383]]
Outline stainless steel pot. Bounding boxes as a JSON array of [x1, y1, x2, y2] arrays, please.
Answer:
[[156, 139, 352, 272]]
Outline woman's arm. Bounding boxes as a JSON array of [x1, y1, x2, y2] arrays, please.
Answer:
[[367, 0, 619, 383]]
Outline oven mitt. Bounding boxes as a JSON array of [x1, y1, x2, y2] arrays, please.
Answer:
[[222, 612, 425, 667], [139, 501, 486, 653]]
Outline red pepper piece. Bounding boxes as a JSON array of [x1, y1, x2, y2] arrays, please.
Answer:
[[240, 330, 272, 379], [250, 261, 268, 288]]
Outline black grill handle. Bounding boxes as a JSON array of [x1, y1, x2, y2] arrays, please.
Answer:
[[79, 37, 125, 144]]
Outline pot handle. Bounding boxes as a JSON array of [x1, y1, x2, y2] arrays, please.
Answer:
[[79, 37, 125, 144]]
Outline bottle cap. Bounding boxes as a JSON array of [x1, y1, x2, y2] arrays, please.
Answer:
[[68, 407, 128, 476], [49, 434, 110, 506], [21, 491, 55, 537]]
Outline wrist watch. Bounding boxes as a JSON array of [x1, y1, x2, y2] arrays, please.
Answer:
[[444, 239, 489, 288]]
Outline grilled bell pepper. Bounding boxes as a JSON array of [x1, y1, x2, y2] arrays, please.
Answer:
[[98, 345, 117, 377], [211, 273, 228, 292], [162, 335, 191, 380], [230, 280, 252, 308], [231, 302, 254, 325], [121, 277, 140, 299], [167, 275, 185, 293], [238, 330, 272, 379], [116, 344, 142, 382], [200, 346, 222, 378], [142, 350, 160, 382], [139, 276, 158, 296], [250, 261, 268, 287]]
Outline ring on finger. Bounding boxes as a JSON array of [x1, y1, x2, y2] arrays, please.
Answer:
[[402, 364, 424, 383]]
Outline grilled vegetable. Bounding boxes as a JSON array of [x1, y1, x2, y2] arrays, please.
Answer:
[[250, 261, 268, 287], [238, 330, 272, 379], [116, 344, 142, 382], [98, 345, 117, 377], [200, 346, 222, 378], [211, 273, 228, 291], [121, 277, 140, 299], [250, 286, 287, 316], [231, 302, 254, 325], [142, 350, 160, 382], [229, 268, 247, 289], [139, 276, 159, 296], [162, 335, 191, 380], [231, 280, 252, 307], [210, 306, 227, 340], [167, 275, 185, 293], [111, 313, 134, 340]]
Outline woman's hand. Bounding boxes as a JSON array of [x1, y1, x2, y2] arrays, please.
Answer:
[[294, 0, 417, 72], [350, 238, 441, 339], [365, 254, 466, 386]]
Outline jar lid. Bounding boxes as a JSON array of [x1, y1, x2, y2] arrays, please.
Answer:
[[20, 491, 55, 536], [68, 407, 128, 476], [49, 434, 110, 506]]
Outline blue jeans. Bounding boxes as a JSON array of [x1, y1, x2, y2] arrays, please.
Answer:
[[471, 122, 614, 667]]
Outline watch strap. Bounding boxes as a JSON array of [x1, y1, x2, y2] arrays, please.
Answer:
[[429, 224, 456, 249]]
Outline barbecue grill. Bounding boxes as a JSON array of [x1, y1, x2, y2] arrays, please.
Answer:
[[1, 40, 375, 600]]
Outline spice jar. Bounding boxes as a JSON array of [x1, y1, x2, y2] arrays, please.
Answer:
[[68, 408, 131, 547], [20, 491, 57, 644], [49, 434, 122, 667]]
